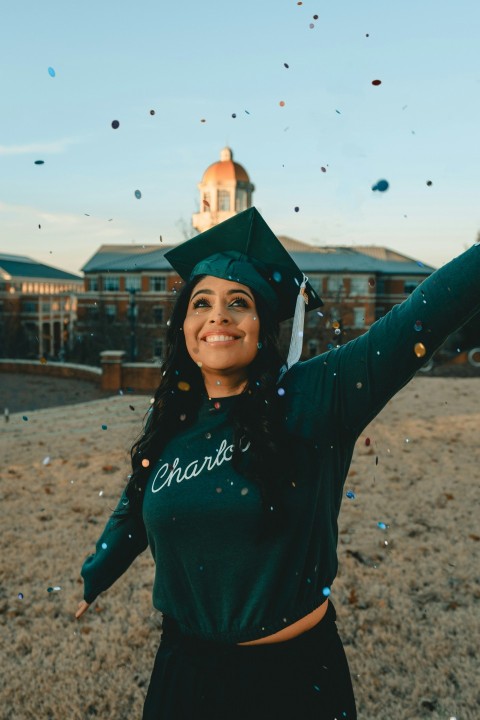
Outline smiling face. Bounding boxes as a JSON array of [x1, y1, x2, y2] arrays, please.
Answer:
[[183, 275, 260, 390]]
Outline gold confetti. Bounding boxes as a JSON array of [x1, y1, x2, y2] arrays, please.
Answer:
[[414, 342, 426, 358]]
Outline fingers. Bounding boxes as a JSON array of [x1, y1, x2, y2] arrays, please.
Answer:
[[75, 600, 90, 619]]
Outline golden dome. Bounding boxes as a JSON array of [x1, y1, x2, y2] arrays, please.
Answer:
[[201, 147, 250, 184]]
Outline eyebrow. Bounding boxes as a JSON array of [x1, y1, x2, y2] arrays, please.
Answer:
[[190, 287, 254, 302]]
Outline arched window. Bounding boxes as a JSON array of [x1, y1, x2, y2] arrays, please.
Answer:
[[218, 190, 230, 211]]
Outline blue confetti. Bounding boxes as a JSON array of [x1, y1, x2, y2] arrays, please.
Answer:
[[47, 67, 56, 77], [322, 586, 331, 597], [22, 416, 28, 421], [372, 179, 389, 192], [272, 271, 282, 282], [414, 321, 423, 331], [101, 424, 107, 430], [34, 160, 44, 165], [277, 388, 286, 396], [377, 521, 388, 530], [134, 190, 142, 199], [101, 542, 108, 550], [346, 490, 356, 500], [18, 593, 24, 600]]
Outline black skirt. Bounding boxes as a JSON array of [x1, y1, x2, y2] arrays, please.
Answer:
[[143, 601, 357, 720]]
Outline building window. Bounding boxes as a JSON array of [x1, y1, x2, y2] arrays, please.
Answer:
[[22, 301, 37, 313], [404, 281, 419, 294], [105, 304, 117, 322], [350, 277, 368, 296], [41, 302, 50, 312], [353, 307, 365, 328], [125, 275, 142, 292], [104, 276, 120, 292], [153, 307, 164, 323], [235, 189, 248, 212], [308, 276, 323, 295], [150, 276, 166, 292], [153, 339, 164, 358], [218, 190, 230, 212], [88, 277, 99, 292], [87, 305, 99, 320], [327, 276, 344, 294]]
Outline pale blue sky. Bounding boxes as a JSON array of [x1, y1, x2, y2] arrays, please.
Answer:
[[1, 0, 479, 274]]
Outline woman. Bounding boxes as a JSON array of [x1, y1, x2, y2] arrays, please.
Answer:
[[76, 208, 480, 719]]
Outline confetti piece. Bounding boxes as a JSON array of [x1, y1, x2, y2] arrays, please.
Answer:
[[47, 67, 56, 77], [241, 488, 249, 496], [101, 424, 107, 430], [372, 179, 389, 192], [284, 62, 289, 68], [34, 160, 44, 165], [43, 456, 51, 465], [214, 401, 221, 409], [414, 342, 426, 358], [365, 437, 371, 446], [309, 23, 315, 28], [101, 543, 108, 549], [22, 416, 28, 421], [294, 206, 300, 212], [134, 189, 142, 199], [272, 271, 282, 282], [414, 320, 423, 331], [346, 490, 356, 499], [277, 388, 286, 396], [321, 166, 327, 173], [377, 522, 388, 530], [18, 593, 24, 600], [322, 586, 331, 597], [313, 14, 319, 19], [335, 109, 341, 114], [279, 100, 285, 107], [149, 109, 155, 115], [426, 180, 433, 186], [47, 586, 62, 592], [177, 381, 190, 392], [200, 118, 206, 123], [141, 458, 150, 468], [231, 113, 237, 118], [371, 79, 382, 86], [111, 120, 120, 129], [244, 109, 250, 115]]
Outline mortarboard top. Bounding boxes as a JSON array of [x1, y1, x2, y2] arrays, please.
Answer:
[[164, 207, 323, 321]]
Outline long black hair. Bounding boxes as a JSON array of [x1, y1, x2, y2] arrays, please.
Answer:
[[125, 275, 292, 542]]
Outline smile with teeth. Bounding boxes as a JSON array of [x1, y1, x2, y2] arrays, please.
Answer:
[[203, 335, 239, 343]]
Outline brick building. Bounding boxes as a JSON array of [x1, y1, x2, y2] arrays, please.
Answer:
[[75, 241, 434, 365], [0, 253, 83, 359]]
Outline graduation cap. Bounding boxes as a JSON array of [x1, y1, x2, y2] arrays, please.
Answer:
[[164, 207, 323, 373]]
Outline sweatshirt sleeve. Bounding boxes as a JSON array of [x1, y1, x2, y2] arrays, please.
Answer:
[[80, 489, 148, 604], [287, 243, 480, 438]]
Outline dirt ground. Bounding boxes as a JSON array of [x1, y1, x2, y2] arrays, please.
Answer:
[[0, 373, 479, 719]]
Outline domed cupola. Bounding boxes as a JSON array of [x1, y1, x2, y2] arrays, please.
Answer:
[[192, 147, 255, 232]]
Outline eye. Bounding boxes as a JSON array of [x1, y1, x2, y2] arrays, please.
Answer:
[[192, 297, 210, 309], [229, 296, 249, 307]]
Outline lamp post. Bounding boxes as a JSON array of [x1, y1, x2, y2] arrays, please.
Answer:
[[128, 288, 137, 361]]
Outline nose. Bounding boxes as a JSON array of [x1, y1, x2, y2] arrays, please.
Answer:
[[209, 313, 229, 324]]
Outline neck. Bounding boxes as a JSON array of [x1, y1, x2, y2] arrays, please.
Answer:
[[202, 372, 248, 398]]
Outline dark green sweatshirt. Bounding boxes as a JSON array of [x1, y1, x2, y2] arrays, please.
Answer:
[[81, 244, 480, 643]]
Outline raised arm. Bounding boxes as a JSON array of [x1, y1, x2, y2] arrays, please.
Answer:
[[80, 489, 148, 605], [336, 242, 480, 434], [286, 243, 480, 439]]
